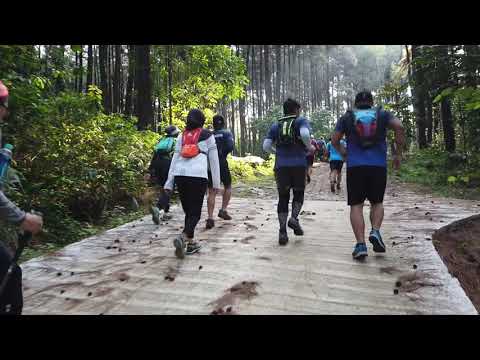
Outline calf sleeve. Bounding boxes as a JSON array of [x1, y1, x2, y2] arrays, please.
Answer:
[[291, 190, 305, 219]]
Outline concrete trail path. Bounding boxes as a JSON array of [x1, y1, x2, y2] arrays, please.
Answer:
[[21, 163, 479, 314]]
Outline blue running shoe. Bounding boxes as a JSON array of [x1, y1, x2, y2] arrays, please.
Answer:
[[352, 243, 368, 259], [369, 229, 386, 253]]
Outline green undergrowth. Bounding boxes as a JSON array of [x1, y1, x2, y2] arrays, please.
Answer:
[[393, 148, 480, 200]]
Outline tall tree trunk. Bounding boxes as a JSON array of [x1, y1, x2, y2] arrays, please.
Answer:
[[125, 45, 135, 116], [410, 45, 427, 148], [78, 46, 83, 92], [113, 45, 121, 113], [437, 45, 456, 152], [135, 45, 153, 130], [441, 99, 455, 152], [264, 45, 272, 111], [239, 45, 249, 156], [86, 45, 93, 90], [98, 45, 111, 114], [74, 51, 78, 92], [426, 97, 433, 145], [167, 45, 173, 125], [230, 100, 236, 155], [274, 45, 281, 106]]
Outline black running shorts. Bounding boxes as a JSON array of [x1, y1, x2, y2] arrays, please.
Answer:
[[208, 160, 232, 188], [274, 166, 307, 193], [346, 166, 387, 206], [330, 160, 344, 172]]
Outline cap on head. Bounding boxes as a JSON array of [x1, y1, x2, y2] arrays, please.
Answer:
[[165, 125, 179, 137], [212, 115, 225, 130], [354, 90, 373, 108], [0, 80, 9, 108]]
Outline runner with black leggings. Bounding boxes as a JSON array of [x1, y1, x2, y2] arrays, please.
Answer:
[[163, 109, 221, 259], [263, 98, 314, 245]]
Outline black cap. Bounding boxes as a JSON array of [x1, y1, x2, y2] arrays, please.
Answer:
[[354, 90, 373, 108], [213, 115, 225, 130]]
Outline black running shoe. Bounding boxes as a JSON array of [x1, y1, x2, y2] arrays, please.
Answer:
[[288, 217, 304, 236], [206, 218, 215, 229], [185, 242, 202, 255], [218, 209, 232, 220], [279, 231, 289, 246], [331, 182, 335, 193]]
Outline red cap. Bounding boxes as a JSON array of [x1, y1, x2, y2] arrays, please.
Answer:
[[0, 80, 9, 108]]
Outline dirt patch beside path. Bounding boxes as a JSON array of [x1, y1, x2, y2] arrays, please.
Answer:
[[433, 214, 480, 312]]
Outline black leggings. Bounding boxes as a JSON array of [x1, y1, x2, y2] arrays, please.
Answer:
[[175, 176, 208, 239], [275, 167, 306, 214], [0, 242, 23, 315]]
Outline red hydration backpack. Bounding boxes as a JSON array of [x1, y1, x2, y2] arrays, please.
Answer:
[[180, 128, 205, 158]]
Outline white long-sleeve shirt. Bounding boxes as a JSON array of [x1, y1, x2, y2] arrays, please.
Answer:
[[164, 129, 221, 190]]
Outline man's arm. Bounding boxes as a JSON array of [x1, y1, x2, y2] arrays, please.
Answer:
[[0, 190, 26, 224], [332, 116, 347, 159], [225, 131, 234, 155], [388, 117, 405, 170], [263, 124, 277, 154]]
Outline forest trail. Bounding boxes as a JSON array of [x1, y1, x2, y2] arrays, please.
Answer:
[[20, 163, 479, 314]]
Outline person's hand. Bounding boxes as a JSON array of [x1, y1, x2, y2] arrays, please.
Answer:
[[393, 155, 401, 170], [21, 213, 43, 235]]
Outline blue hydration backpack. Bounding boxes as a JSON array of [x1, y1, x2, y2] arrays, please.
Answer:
[[154, 137, 176, 158], [345, 107, 384, 148]]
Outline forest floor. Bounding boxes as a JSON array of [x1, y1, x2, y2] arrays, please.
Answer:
[[19, 162, 480, 314]]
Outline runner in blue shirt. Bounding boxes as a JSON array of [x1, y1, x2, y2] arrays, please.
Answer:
[[263, 98, 315, 246], [326, 137, 347, 193], [332, 90, 405, 260]]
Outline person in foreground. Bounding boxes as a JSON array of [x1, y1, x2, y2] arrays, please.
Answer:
[[263, 98, 314, 245], [163, 109, 221, 259], [206, 114, 234, 229], [0, 80, 43, 314], [332, 90, 405, 260]]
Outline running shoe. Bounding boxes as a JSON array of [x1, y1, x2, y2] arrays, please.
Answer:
[[206, 218, 215, 229], [352, 243, 368, 259], [218, 209, 232, 220], [173, 234, 186, 259], [162, 213, 173, 221], [331, 182, 336, 193], [287, 217, 304, 236], [369, 229, 386, 253], [336, 182, 341, 190], [279, 231, 289, 246], [150, 206, 161, 225], [185, 242, 202, 255]]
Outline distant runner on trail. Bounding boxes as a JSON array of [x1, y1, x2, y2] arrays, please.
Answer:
[[147, 125, 179, 224], [164, 109, 221, 259], [306, 135, 321, 184], [326, 136, 347, 193], [332, 90, 405, 260], [263, 98, 315, 246], [206, 115, 234, 229], [0, 80, 43, 314]]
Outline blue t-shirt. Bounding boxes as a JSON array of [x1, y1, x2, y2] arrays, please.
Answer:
[[335, 107, 393, 168], [213, 129, 234, 162], [266, 116, 310, 169], [326, 140, 346, 162]]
